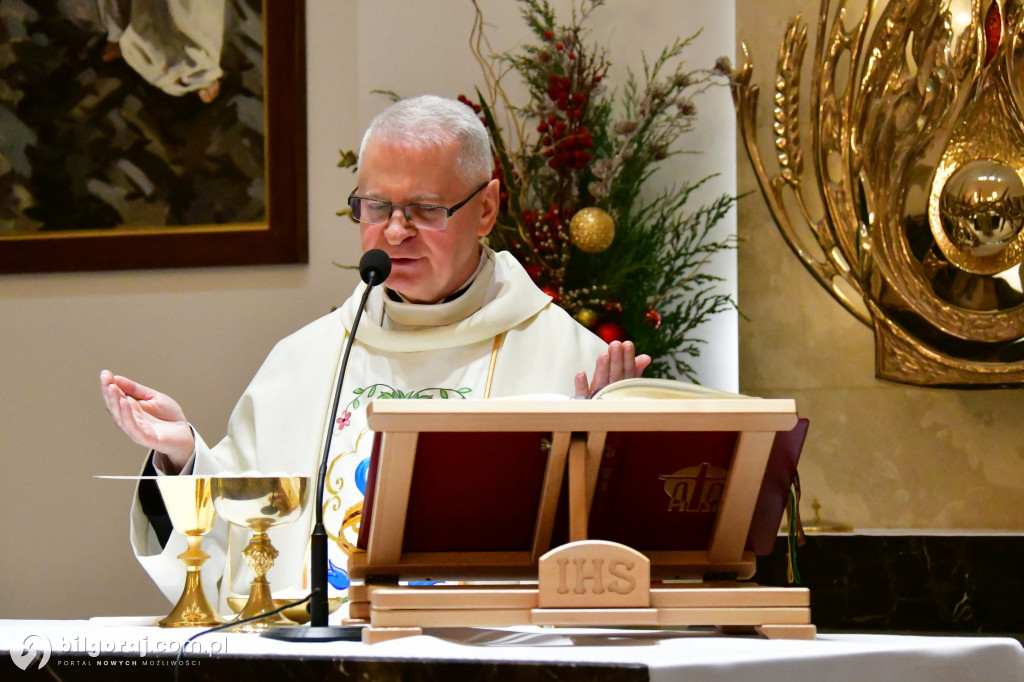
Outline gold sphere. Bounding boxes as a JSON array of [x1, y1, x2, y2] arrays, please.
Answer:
[[575, 308, 598, 328], [570, 207, 615, 253]]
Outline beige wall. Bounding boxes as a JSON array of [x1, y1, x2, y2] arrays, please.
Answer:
[[736, 0, 1024, 530], [0, 2, 362, 621], [0, 2, 736, 619]]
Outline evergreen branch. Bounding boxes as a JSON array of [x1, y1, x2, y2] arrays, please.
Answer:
[[468, 1, 736, 381]]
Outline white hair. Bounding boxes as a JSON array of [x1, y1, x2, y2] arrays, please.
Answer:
[[358, 95, 493, 186]]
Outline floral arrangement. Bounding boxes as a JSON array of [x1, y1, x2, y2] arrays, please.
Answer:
[[465, 0, 735, 380], [344, 0, 735, 381]]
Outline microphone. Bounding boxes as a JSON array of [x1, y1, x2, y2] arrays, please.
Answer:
[[359, 247, 392, 287], [264, 249, 390, 642]]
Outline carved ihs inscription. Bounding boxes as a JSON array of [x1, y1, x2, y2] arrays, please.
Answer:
[[538, 540, 651, 608], [556, 557, 637, 595]]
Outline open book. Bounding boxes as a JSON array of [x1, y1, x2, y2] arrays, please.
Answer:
[[592, 377, 750, 400], [501, 377, 751, 402]]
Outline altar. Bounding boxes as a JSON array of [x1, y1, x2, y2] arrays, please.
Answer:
[[3, 619, 1023, 681], [32, 399, 1019, 680]]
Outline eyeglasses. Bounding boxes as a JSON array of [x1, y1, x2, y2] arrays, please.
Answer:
[[347, 182, 489, 231]]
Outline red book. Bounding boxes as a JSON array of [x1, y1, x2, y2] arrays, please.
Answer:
[[358, 418, 807, 558], [357, 430, 552, 553]]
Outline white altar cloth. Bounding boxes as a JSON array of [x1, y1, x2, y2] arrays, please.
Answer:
[[2, 619, 1023, 681]]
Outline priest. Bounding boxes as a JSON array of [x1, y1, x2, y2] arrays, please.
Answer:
[[100, 95, 650, 614]]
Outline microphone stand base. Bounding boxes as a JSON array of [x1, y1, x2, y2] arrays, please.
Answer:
[[261, 625, 365, 642]]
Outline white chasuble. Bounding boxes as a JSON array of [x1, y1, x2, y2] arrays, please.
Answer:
[[130, 248, 608, 618], [319, 331, 497, 594]]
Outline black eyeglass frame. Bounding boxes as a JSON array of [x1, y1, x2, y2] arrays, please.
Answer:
[[347, 182, 489, 229]]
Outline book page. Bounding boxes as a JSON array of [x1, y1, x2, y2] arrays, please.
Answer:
[[592, 377, 751, 400]]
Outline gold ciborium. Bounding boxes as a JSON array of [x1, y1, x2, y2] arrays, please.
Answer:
[[212, 476, 310, 632], [154, 476, 224, 628]]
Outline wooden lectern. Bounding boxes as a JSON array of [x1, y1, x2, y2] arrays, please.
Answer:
[[346, 395, 813, 644]]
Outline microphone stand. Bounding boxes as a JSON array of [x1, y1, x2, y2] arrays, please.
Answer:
[[263, 253, 389, 642]]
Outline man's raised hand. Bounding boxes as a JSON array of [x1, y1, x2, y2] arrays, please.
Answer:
[[99, 370, 195, 473], [573, 340, 652, 399]]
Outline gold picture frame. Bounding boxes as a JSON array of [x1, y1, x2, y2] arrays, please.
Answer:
[[0, 0, 307, 273]]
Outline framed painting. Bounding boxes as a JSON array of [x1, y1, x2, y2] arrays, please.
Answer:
[[0, 0, 307, 273]]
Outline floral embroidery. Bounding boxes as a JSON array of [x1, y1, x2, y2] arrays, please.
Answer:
[[324, 382, 475, 592], [348, 383, 472, 410], [354, 457, 370, 494], [327, 559, 350, 590]]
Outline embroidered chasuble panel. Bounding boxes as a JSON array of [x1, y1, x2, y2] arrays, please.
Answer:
[[319, 339, 495, 594]]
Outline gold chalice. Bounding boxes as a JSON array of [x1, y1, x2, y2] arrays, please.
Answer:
[[154, 476, 224, 628], [226, 595, 344, 624], [212, 476, 310, 632]]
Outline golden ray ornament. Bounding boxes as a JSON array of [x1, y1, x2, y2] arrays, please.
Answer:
[[734, 0, 1024, 386]]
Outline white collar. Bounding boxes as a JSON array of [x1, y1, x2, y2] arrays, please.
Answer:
[[382, 249, 492, 329], [340, 247, 551, 352]]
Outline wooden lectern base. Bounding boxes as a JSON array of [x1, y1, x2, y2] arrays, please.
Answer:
[[349, 541, 815, 644], [351, 583, 814, 644]]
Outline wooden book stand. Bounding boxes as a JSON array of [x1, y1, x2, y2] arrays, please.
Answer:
[[346, 397, 813, 643]]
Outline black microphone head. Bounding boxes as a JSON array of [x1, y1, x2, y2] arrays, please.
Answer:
[[359, 249, 391, 285]]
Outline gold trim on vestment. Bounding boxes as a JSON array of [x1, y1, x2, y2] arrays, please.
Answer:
[[484, 332, 505, 399]]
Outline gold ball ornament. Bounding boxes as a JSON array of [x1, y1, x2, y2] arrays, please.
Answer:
[[569, 207, 615, 253], [575, 308, 598, 328]]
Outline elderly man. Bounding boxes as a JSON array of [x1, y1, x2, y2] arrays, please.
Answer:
[[100, 95, 649, 613]]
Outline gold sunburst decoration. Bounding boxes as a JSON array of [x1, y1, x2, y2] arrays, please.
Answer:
[[735, 0, 1024, 386]]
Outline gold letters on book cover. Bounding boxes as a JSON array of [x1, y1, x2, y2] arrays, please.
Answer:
[[661, 463, 728, 513], [735, 0, 1024, 386]]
